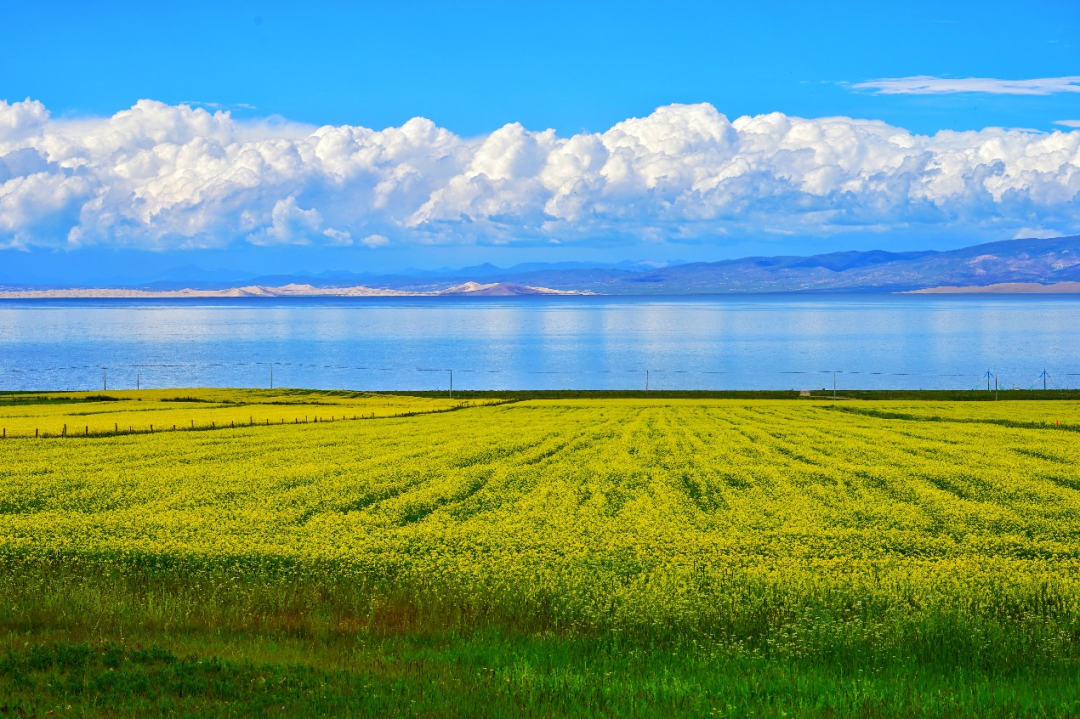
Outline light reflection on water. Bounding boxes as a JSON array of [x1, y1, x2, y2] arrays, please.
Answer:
[[1, 295, 1079, 391]]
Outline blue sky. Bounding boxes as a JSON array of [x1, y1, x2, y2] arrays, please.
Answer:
[[7, 0, 1078, 135], [1, 0, 1079, 281]]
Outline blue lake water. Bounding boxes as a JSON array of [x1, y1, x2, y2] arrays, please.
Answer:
[[2, 295, 1079, 392]]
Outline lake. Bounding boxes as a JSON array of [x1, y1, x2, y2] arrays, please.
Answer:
[[1, 295, 1079, 392]]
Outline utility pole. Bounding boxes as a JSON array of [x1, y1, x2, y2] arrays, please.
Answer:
[[270, 362, 273, 390], [646, 370, 649, 393], [137, 373, 140, 391], [995, 374, 999, 400], [987, 369, 991, 391], [833, 371, 837, 399], [1044, 369, 1048, 391], [449, 369, 453, 399], [103, 367, 107, 391]]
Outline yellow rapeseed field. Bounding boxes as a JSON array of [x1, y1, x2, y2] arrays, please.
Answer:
[[0, 388, 484, 437], [2, 395, 1080, 647]]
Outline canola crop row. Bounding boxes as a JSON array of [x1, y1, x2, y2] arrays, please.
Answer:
[[2, 398, 1080, 644], [833, 399, 1080, 425], [0, 388, 484, 437]]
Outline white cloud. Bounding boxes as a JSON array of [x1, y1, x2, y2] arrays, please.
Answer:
[[0, 99, 49, 142], [180, 101, 258, 111], [2, 97, 1080, 251], [322, 228, 353, 246], [1055, 120, 1080, 128], [1014, 228, 1063, 240], [246, 197, 324, 246], [852, 75, 1080, 95], [360, 233, 389, 248]]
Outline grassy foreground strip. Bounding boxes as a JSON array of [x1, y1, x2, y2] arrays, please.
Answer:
[[0, 634, 1072, 718], [2, 395, 1080, 716]]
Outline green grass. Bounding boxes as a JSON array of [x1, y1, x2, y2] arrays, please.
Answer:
[[4, 635, 1077, 718], [2, 558, 1077, 718], [380, 388, 1080, 401], [11, 388, 1080, 404]]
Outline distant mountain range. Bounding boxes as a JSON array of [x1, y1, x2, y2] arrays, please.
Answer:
[[568, 235, 1080, 294], [5, 236, 1080, 295], [0, 281, 589, 300]]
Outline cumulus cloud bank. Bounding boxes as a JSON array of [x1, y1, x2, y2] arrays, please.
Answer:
[[1, 98, 1079, 251]]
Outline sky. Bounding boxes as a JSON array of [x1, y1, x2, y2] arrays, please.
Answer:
[[1, 0, 1079, 282]]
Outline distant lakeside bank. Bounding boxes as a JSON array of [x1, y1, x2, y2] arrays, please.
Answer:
[[906, 281, 1080, 293], [0, 281, 587, 299], [7, 280, 1080, 298]]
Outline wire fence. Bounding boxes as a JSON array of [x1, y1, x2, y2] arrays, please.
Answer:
[[0, 399, 514, 441]]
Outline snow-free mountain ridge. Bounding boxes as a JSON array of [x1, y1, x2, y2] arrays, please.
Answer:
[[5, 237, 1080, 295]]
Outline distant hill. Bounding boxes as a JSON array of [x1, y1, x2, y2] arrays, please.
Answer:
[[481, 235, 1080, 294], [7, 236, 1080, 295], [0, 281, 587, 299], [347, 236, 1080, 294]]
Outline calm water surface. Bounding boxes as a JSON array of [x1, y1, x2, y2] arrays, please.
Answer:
[[1, 295, 1078, 391]]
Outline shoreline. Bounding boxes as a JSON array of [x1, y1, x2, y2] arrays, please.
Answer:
[[0, 281, 591, 299], [904, 281, 1080, 294]]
